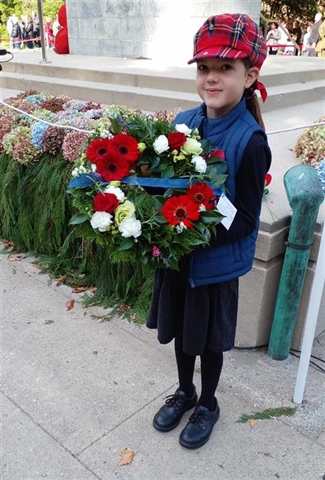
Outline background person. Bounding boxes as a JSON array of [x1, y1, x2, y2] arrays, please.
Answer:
[[292, 20, 302, 55], [266, 21, 281, 55], [308, 12, 323, 56], [24, 15, 34, 50], [10, 16, 22, 50]]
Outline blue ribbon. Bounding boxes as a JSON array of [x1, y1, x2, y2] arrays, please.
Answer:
[[68, 173, 106, 189], [122, 176, 224, 196], [68, 173, 224, 196]]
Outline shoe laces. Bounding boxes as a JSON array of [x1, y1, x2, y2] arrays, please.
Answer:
[[164, 393, 186, 411], [188, 407, 209, 424]]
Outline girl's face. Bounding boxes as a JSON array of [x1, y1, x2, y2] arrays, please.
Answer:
[[196, 58, 259, 118]]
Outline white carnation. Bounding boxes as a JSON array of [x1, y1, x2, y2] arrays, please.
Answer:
[[71, 165, 90, 177], [100, 130, 113, 138], [103, 185, 125, 201], [118, 215, 142, 238], [175, 221, 187, 233], [191, 155, 207, 173], [90, 211, 113, 232], [175, 123, 192, 136], [153, 135, 169, 154]]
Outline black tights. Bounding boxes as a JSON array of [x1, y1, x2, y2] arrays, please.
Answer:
[[174, 336, 223, 411]]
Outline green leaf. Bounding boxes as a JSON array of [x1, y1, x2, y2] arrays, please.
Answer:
[[166, 256, 179, 270], [141, 253, 149, 265], [191, 237, 207, 246], [200, 138, 212, 154], [69, 213, 90, 225], [208, 172, 228, 186], [153, 214, 166, 224], [108, 117, 122, 134], [118, 238, 135, 251], [200, 211, 224, 224], [161, 165, 175, 178]]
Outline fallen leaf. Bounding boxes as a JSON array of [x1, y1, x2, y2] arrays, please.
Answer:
[[130, 313, 137, 321], [257, 451, 273, 458], [92, 351, 99, 355], [119, 304, 132, 312], [8, 255, 23, 262], [118, 448, 135, 466], [66, 299, 75, 310], [55, 275, 66, 286], [3, 240, 14, 249], [250, 418, 258, 428], [72, 286, 87, 293]]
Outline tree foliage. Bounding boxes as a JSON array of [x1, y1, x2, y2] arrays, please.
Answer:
[[262, 0, 320, 24], [0, 0, 63, 22]]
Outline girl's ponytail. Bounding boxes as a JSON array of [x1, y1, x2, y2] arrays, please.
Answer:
[[245, 90, 266, 130], [243, 58, 266, 131]]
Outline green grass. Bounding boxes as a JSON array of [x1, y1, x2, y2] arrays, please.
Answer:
[[237, 406, 297, 423]]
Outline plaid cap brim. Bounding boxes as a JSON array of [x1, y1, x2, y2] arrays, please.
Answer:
[[188, 47, 248, 64]]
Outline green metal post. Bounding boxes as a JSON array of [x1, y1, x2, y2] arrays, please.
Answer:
[[268, 165, 324, 360]]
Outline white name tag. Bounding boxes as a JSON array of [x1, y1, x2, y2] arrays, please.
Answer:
[[217, 193, 237, 230]]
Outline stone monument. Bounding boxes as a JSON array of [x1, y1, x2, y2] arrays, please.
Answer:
[[65, 0, 262, 63]]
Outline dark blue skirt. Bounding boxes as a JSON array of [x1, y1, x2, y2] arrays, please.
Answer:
[[146, 255, 239, 355]]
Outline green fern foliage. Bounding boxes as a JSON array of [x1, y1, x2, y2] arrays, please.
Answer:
[[0, 153, 26, 249], [17, 154, 74, 254]]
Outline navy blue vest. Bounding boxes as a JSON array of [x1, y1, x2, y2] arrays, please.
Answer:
[[174, 98, 267, 286]]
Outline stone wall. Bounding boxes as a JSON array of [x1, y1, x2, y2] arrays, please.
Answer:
[[65, 0, 262, 63], [236, 223, 325, 350]]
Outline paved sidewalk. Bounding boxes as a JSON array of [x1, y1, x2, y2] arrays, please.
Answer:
[[1, 248, 325, 480]]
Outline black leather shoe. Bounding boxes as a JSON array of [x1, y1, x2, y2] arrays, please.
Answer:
[[179, 398, 220, 448], [153, 388, 198, 432]]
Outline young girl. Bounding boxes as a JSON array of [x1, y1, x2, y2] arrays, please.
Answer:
[[147, 13, 272, 449]]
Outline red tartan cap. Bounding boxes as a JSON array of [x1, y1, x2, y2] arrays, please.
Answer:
[[188, 13, 267, 70]]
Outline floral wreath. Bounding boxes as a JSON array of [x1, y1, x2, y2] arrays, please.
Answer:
[[68, 113, 228, 271]]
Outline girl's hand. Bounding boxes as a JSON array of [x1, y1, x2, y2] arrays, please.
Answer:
[[140, 165, 152, 177]]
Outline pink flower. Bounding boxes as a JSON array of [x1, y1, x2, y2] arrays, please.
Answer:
[[151, 245, 161, 257]]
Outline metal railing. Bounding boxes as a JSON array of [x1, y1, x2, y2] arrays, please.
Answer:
[[261, 13, 301, 56]]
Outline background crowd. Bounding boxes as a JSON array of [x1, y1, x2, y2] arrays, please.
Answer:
[[264, 4, 325, 57], [6, 12, 59, 51]]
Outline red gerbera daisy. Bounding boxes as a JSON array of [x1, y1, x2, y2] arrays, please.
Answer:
[[186, 182, 216, 211], [86, 138, 111, 164], [96, 154, 131, 181], [110, 134, 140, 163], [161, 195, 200, 229]]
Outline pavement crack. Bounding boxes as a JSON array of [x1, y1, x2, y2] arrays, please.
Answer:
[[2, 390, 104, 480]]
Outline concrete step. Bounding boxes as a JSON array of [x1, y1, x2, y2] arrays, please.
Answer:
[[4, 55, 325, 90], [2, 53, 325, 112], [3, 71, 324, 113], [2, 72, 200, 112]]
